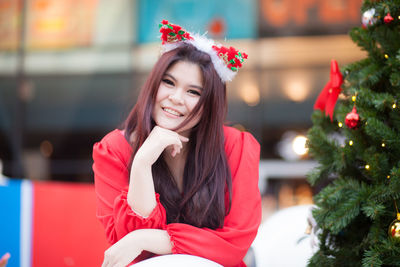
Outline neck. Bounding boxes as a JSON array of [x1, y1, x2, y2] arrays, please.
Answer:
[[163, 142, 189, 193]]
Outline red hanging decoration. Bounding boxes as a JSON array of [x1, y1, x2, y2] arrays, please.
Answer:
[[384, 13, 394, 24], [314, 59, 343, 121], [345, 106, 360, 129]]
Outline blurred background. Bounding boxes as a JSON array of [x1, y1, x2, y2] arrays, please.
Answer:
[[0, 0, 366, 217]]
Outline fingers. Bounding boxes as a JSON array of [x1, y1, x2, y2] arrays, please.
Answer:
[[178, 134, 189, 142], [155, 128, 184, 156], [101, 251, 110, 267], [101, 231, 143, 267], [169, 133, 188, 158], [144, 126, 190, 160], [154, 126, 189, 143], [102, 249, 119, 267], [171, 148, 177, 157], [102, 250, 137, 267], [171, 144, 181, 157]]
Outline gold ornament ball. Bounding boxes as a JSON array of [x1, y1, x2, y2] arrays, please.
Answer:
[[388, 219, 400, 239]]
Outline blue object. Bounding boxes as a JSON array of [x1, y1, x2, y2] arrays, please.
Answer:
[[0, 178, 22, 267], [0, 178, 32, 267], [137, 0, 257, 43]]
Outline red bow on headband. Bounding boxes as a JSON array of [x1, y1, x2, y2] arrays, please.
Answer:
[[314, 59, 343, 121]]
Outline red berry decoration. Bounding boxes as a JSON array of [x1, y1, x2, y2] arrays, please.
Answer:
[[159, 20, 193, 45], [384, 13, 394, 24], [345, 106, 360, 129], [212, 45, 248, 72]]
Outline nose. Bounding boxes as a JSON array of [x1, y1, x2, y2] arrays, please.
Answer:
[[168, 88, 184, 105]]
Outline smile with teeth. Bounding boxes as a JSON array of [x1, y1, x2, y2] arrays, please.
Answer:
[[162, 107, 183, 117]]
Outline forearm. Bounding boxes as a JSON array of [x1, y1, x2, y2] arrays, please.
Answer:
[[138, 229, 172, 255], [102, 229, 172, 266], [127, 158, 157, 217]]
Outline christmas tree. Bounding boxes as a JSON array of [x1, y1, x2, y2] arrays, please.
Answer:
[[307, 1, 400, 266]]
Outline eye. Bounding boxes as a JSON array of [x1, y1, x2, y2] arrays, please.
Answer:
[[188, 89, 201, 96], [162, 79, 174, 86]]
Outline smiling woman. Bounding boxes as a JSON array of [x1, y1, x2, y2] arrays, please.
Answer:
[[152, 61, 203, 137], [92, 20, 261, 267]]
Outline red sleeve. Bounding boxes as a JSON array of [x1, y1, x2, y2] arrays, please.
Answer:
[[92, 130, 167, 244], [165, 127, 262, 267]]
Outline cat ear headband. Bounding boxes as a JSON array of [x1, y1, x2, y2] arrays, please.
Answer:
[[159, 20, 248, 83]]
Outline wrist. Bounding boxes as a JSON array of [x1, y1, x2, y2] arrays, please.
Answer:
[[137, 229, 172, 255], [130, 157, 152, 181], [132, 152, 152, 168], [126, 230, 146, 253], [132, 151, 149, 166], [131, 229, 172, 255]]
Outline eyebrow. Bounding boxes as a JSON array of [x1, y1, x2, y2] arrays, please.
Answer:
[[164, 73, 203, 91]]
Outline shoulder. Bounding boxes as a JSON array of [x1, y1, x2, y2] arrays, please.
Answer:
[[100, 129, 128, 146], [223, 125, 260, 179], [223, 125, 260, 157], [92, 129, 132, 167]]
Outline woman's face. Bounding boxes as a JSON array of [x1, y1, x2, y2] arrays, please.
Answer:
[[152, 60, 204, 137]]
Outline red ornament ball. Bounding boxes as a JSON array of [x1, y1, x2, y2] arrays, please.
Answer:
[[345, 107, 360, 129], [384, 13, 394, 24]]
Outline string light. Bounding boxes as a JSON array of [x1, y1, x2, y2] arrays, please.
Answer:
[[387, 175, 391, 179], [349, 140, 354, 146], [338, 122, 343, 128], [382, 143, 386, 147], [352, 95, 356, 102], [385, 54, 389, 59], [393, 103, 397, 109], [292, 135, 308, 156], [365, 164, 370, 170]]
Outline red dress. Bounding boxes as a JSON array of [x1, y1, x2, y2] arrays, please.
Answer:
[[92, 126, 261, 267]]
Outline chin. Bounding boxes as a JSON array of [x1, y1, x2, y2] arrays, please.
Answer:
[[155, 121, 180, 131]]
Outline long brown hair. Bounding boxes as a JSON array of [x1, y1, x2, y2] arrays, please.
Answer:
[[124, 44, 232, 229]]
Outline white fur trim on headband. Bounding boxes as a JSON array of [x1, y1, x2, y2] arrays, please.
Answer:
[[161, 34, 237, 83]]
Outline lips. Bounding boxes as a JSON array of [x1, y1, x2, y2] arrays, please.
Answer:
[[162, 107, 184, 117]]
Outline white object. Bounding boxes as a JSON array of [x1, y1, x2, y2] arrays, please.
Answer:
[[134, 254, 222, 267], [162, 33, 238, 83], [252, 205, 314, 267], [258, 160, 318, 194], [0, 159, 8, 186], [362, 8, 377, 27]]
